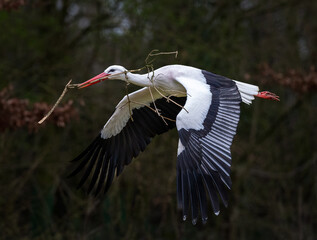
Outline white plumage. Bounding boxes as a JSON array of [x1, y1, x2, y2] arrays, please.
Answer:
[[69, 64, 279, 225], [233, 80, 260, 104], [176, 77, 212, 130]]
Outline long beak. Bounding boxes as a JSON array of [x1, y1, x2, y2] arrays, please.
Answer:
[[78, 72, 110, 89]]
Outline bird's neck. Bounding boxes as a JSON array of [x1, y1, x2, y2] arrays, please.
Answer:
[[125, 72, 152, 87]]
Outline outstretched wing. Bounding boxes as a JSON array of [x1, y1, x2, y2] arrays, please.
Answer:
[[69, 87, 186, 195], [175, 71, 241, 224]]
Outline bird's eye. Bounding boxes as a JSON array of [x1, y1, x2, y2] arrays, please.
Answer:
[[108, 69, 115, 73]]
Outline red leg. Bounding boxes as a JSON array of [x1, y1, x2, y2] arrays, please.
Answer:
[[255, 91, 280, 101]]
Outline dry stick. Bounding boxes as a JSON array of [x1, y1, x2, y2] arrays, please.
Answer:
[[38, 50, 182, 125], [123, 63, 155, 122], [129, 67, 146, 73], [38, 80, 78, 124], [145, 65, 169, 125], [152, 83, 189, 113], [149, 72, 189, 113], [155, 85, 190, 98], [119, 99, 176, 122], [148, 85, 168, 125], [145, 49, 178, 63], [144, 51, 189, 123], [145, 52, 189, 113]]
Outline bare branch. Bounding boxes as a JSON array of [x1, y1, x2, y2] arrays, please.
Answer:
[[38, 50, 185, 126], [38, 80, 79, 124]]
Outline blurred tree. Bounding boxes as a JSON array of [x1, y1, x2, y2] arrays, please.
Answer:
[[0, 0, 316, 239]]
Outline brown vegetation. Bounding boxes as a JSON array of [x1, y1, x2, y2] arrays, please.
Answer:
[[257, 64, 317, 93], [0, 0, 316, 239], [0, 86, 77, 132], [0, 0, 25, 10]]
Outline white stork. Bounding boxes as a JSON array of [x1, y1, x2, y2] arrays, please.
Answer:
[[69, 64, 279, 225]]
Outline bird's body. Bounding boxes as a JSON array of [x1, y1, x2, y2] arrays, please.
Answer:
[[128, 65, 188, 91], [70, 64, 279, 224]]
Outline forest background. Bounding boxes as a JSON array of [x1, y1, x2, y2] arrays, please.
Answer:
[[0, 0, 316, 239]]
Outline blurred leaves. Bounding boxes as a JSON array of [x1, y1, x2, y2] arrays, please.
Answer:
[[257, 64, 317, 93], [0, 85, 78, 132], [0, 0, 25, 11], [0, 0, 316, 240]]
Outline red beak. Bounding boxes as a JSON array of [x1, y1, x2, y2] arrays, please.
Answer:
[[78, 72, 110, 89]]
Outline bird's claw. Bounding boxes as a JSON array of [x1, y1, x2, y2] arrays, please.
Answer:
[[255, 91, 280, 101]]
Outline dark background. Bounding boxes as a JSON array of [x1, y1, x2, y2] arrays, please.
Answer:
[[1, 0, 316, 239]]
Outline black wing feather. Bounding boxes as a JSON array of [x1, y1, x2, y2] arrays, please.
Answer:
[[70, 96, 186, 196], [176, 70, 242, 224], [94, 149, 110, 196], [87, 144, 106, 194], [77, 144, 102, 189]]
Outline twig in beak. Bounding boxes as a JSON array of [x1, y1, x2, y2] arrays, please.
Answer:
[[38, 80, 79, 124]]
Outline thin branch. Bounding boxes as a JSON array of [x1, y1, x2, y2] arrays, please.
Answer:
[[122, 99, 176, 122], [145, 49, 178, 64], [148, 86, 168, 125], [38, 80, 79, 124], [152, 84, 189, 113], [144, 62, 171, 125], [125, 50, 184, 125], [38, 50, 185, 126]]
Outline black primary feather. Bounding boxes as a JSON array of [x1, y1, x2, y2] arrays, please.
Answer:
[[70, 96, 186, 196], [176, 70, 242, 224]]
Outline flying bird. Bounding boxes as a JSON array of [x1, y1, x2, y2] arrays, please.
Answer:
[[69, 64, 279, 225]]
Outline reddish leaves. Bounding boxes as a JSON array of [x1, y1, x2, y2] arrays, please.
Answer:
[[0, 0, 25, 10], [257, 64, 317, 93], [0, 86, 77, 132]]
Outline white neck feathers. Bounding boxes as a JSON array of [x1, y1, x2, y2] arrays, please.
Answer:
[[125, 72, 152, 87]]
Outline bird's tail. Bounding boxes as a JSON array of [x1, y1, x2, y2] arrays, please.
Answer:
[[233, 80, 259, 105]]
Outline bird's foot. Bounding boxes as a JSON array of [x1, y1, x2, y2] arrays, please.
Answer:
[[255, 91, 280, 101]]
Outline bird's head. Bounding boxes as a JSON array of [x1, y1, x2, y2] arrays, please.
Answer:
[[78, 65, 128, 88]]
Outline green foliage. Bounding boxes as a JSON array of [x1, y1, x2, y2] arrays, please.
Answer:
[[0, 0, 316, 239]]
